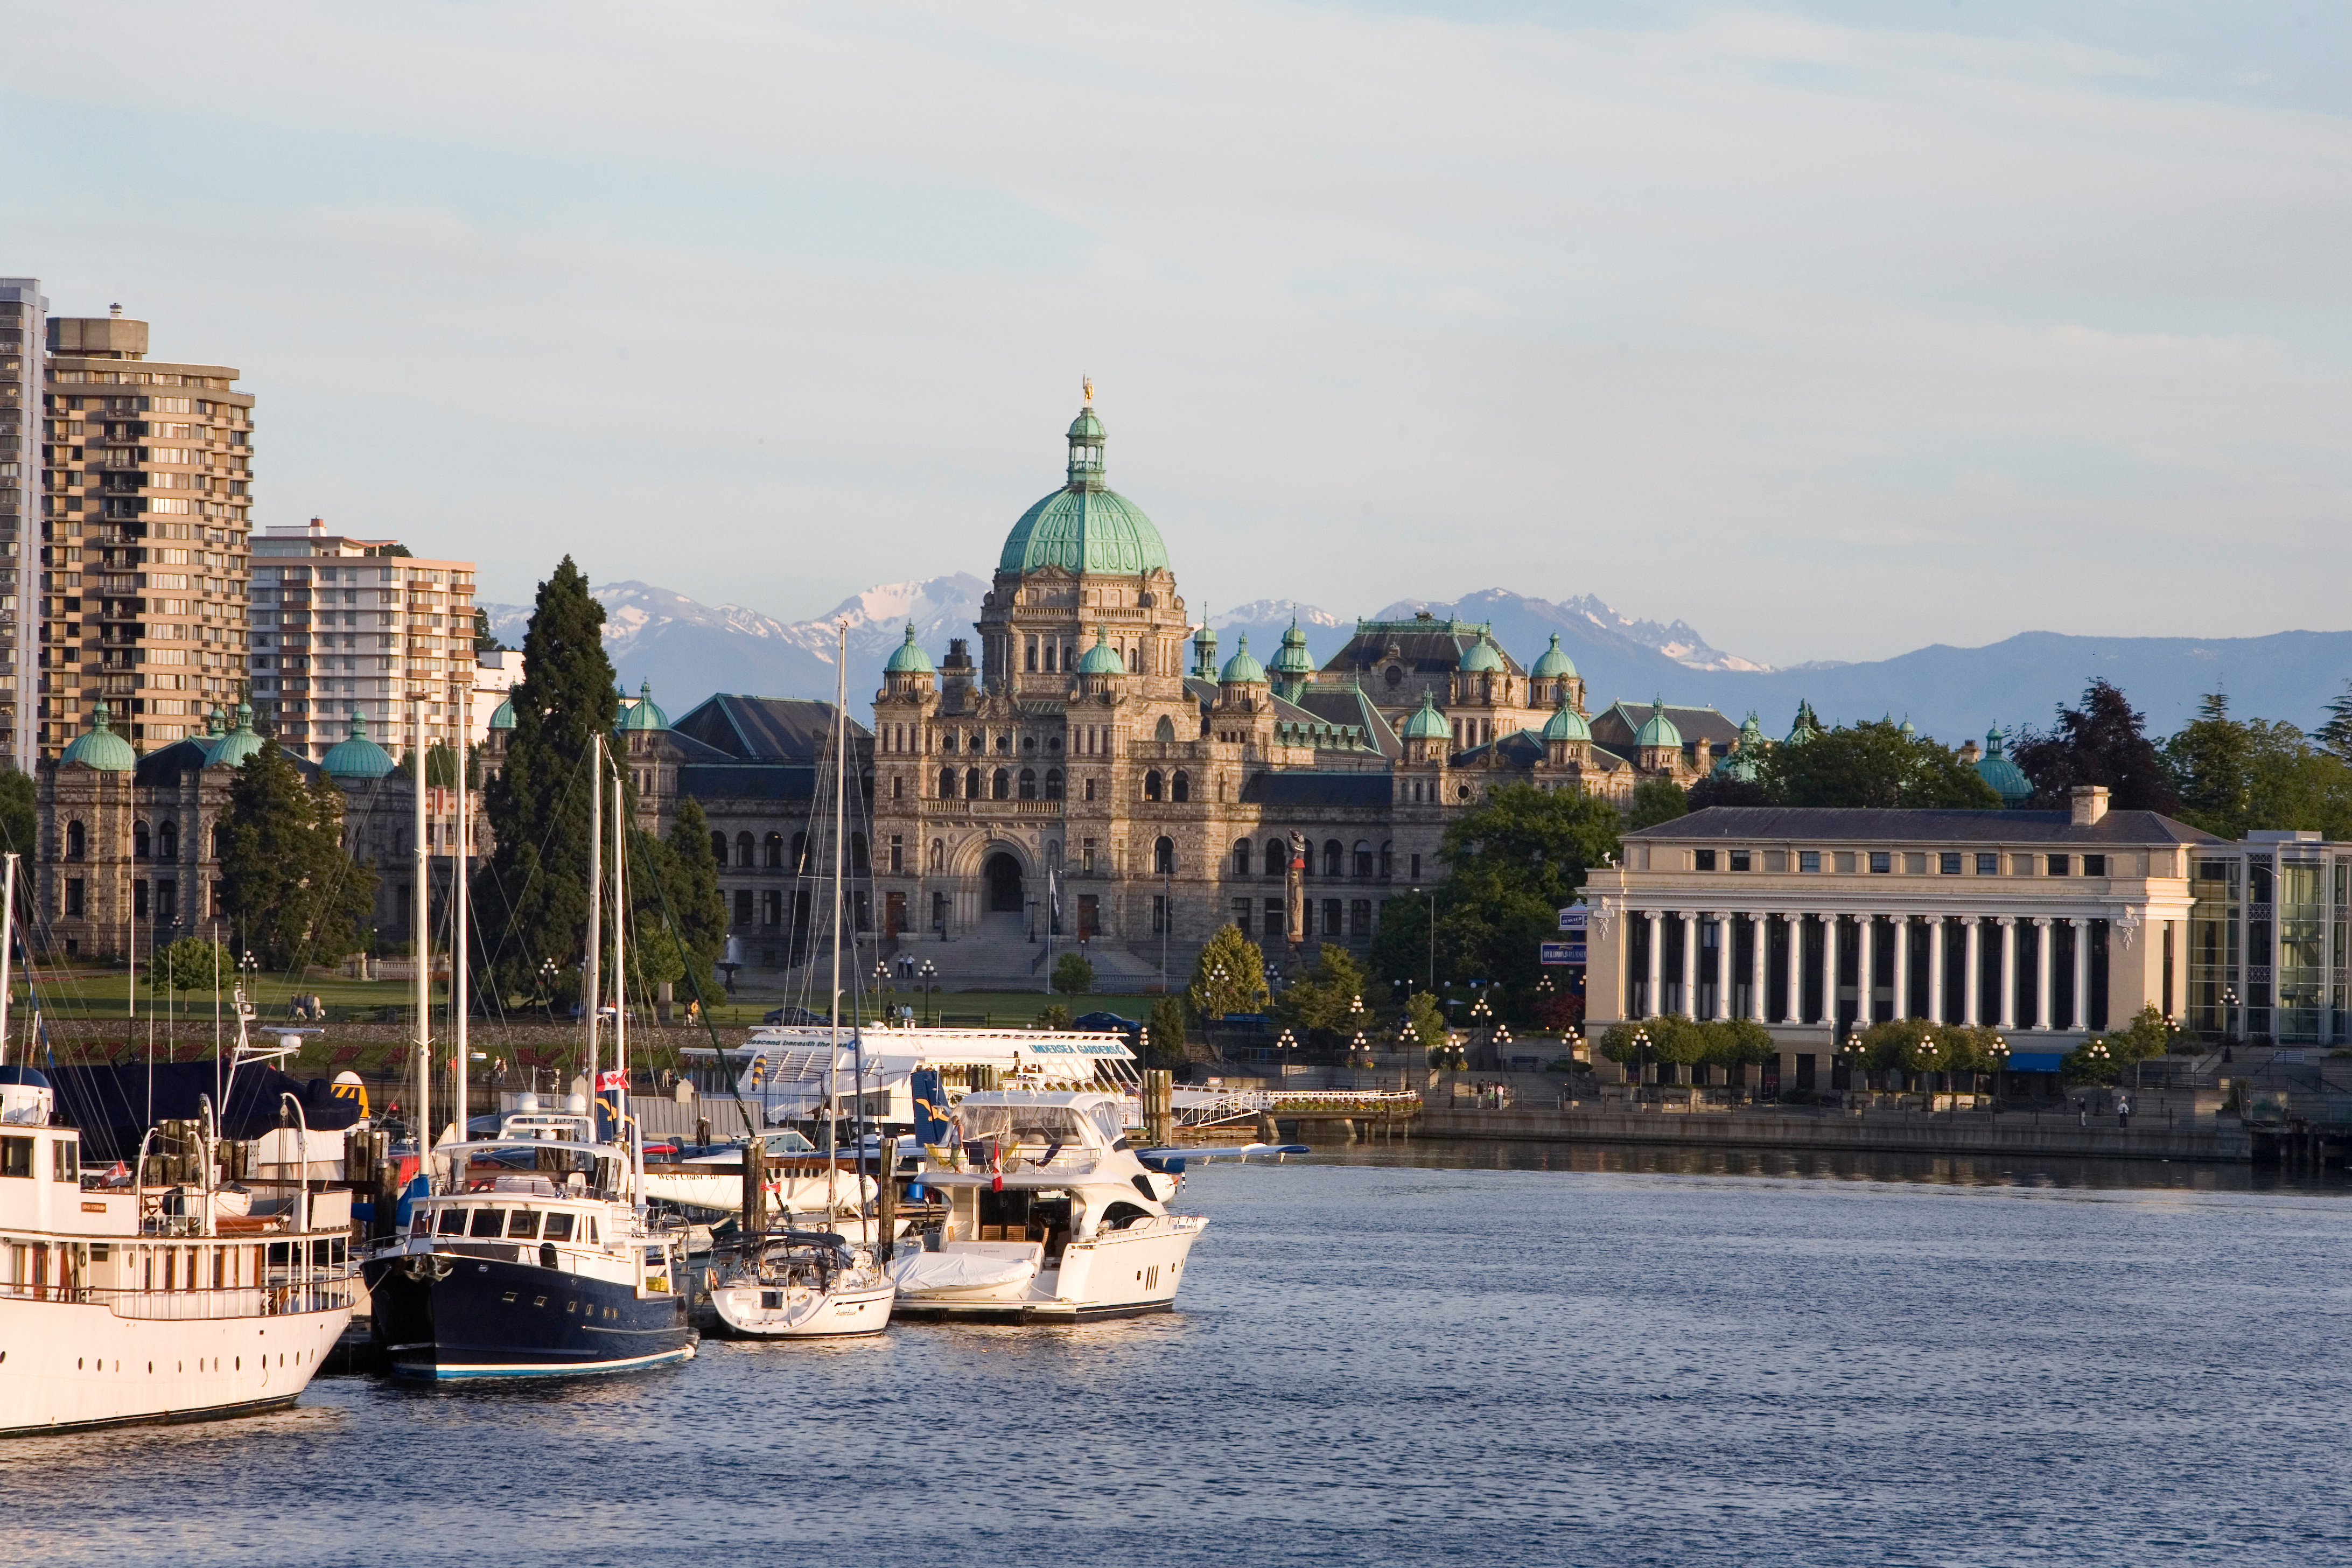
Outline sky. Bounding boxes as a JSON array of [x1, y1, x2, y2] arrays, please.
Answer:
[[7, 1, 2348, 668]]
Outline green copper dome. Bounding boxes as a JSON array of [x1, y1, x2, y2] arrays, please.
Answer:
[[619, 680, 669, 732], [1077, 625, 1126, 677], [60, 700, 137, 772], [321, 709, 395, 779], [883, 625, 934, 676], [998, 400, 1170, 578], [1269, 619, 1315, 681], [1539, 696, 1590, 743], [1529, 633, 1576, 679], [1784, 701, 1822, 747], [209, 702, 267, 769], [1634, 698, 1682, 750], [1218, 633, 1266, 686], [1977, 725, 2033, 806], [202, 706, 226, 739], [1713, 712, 1766, 782], [488, 695, 515, 732], [1401, 689, 1451, 741], [1458, 633, 1504, 674]]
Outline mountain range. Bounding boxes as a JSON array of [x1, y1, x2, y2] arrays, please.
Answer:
[[483, 579, 2352, 746]]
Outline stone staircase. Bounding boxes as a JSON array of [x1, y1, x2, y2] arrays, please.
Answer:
[[898, 913, 1168, 991]]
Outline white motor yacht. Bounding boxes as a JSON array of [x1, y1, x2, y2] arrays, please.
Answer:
[[889, 1089, 1207, 1323]]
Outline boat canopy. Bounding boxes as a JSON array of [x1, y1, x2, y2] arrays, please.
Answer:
[[955, 1092, 1124, 1152]]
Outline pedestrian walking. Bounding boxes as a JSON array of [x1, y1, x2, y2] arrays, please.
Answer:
[[2076, 1096, 2087, 1128], [2117, 1091, 2131, 1130]]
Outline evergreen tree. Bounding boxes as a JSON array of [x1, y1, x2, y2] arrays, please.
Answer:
[[1626, 777, 1689, 829], [2162, 692, 2352, 841], [1147, 993, 1189, 1068], [218, 740, 378, 970], [2164, 692, 2252, 836], [1187, 923, 1269, 1019], [0, 766, 32, 867], [1753, 718, 1998, 809], [477, 557, 621, 1004], [1273, 942, 1370, 1041], [655, 797, 728, 996], [2317, 680, 2352, 763], [2012, 679, 2180, 813]]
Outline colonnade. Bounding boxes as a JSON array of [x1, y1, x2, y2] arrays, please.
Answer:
[[1628, 909, 2107, 1034]]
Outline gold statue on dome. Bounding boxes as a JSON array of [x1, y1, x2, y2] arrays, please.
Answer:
[[1082, 375, 1094, 405]]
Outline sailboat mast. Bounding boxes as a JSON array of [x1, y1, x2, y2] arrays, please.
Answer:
[[826, 621, 845, 1193], [413, 691, 431, 1159], [586, 733, 603, 1123], [613, 750, 629, 1190], [454, 681, 471, 1138]]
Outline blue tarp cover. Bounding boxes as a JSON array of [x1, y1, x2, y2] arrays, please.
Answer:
[[2004, 1052, 2066, 1073]]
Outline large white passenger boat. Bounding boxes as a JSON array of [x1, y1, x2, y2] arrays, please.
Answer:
[[0, 1067, 355, 1437], [889, 1089, 1207, 1323]]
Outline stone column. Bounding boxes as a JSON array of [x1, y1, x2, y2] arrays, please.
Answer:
[[2070, 916, 2090, 1033], [1644, 911, 1663, 1019], [1680, 911, 1700, 1018], [2033, 917, 2053, 1031], [1889, 914, 1910, 1021], [1749, 914, 1768, 1021], [1963, 918, 1982, 1027], [1996, 916, 2017, 1031], [1715, 916, 1734, 1021], [1786, 914, 1805, 1024], [1929, 916, 1946, 1026], [1857, 914, 1875, 1027]]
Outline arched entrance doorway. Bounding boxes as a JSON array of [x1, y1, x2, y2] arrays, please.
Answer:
[[985, 853, 1024, 914]]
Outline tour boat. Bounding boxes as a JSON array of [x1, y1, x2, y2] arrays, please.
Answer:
[[0, 1065, 356, 1435], [706, 1226, 893, 1339], [888, 1088, 1207, 1323], [361, 1097, 695, 1380]]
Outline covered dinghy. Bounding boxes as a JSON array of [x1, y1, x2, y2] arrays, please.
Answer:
[[41, 1059, 365, 1163]]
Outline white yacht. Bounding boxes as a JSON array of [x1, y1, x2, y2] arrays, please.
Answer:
[[0, 1067, 356, 1436], [706, 1227, 894, 1339], [888, 1089, 1207, 1323]]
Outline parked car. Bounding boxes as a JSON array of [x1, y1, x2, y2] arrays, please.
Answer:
[[1072, 1011, 1144, 1053], [762, 1004, 832, 1026]]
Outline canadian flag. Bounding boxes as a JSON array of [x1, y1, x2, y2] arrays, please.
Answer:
[[596, 1069, 626, 1093]]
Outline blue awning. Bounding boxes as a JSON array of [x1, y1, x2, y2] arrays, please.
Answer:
[[2004, 1052, 2066, 1073]]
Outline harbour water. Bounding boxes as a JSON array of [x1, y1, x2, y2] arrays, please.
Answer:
[[9, 1143, 2352, 1566]]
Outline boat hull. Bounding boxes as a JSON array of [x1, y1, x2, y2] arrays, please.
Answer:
[[891, 1217, 1207, 1324], [362, 1253, 695, 1380], [0, 1292, 352, 1438], [709, 1277, 894, 1339]]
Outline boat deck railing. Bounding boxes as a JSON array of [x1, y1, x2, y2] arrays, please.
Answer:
[[0, 1278, 356, 1320]]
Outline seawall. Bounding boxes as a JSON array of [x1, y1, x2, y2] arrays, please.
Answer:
[[1418, 1105, 2252, 1163]]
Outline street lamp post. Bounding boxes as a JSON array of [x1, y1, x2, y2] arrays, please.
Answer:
[[918, 958, 937, 1027], [1411, 885, 1436, 995]]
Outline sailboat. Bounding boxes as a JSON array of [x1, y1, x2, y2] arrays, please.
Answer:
[[362, 711, 694, 1378], [706, 621, 894, 1339], [0, 851, 358, 1434]]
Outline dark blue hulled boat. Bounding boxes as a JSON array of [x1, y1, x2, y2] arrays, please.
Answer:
[[362, 1096, 694, 1379]]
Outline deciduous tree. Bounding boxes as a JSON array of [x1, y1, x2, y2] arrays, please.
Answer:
[[2012, 679, 2180, 813], [1753, 718, 1999, 809]]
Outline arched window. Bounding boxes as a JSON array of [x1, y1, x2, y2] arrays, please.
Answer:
[[1171, 770, 1189, 803], [1323, 841, 1343, 877], [1044, 768, 1063, 801], [1265, 838, 1284, 877], [851, 834, 869, 873], [992, 768, 1011, 800], [133, 821, 151, 860], [790, 832, 809, 871], [1155, 715, 1176, 743], [965, 766, 982, 799], [1154, 836, 1175, 875], [1083, 777, 1096, 802], [158, 820, 178, 861], [1018, 768, 1038, 801], [929, 838, 944, 871], [1354, 841, 1373, 878], [67, 821, 86, 862], [765, 832, 784, 869], [1380, 841, 1394, 877], [710, 830, 726, 865], [1144, 770, 1163, 802], [736, 832, 755, 868], [940, 766, 958, 799], [1234, 838, 1252, 876]]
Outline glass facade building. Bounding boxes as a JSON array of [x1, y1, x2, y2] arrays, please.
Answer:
[[2189, 831, 2351, 1044]]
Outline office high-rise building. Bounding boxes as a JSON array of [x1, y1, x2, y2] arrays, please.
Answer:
[[250, 519, 479, 763], [39, 306, 254, 753], [0, 279, 43, 768]]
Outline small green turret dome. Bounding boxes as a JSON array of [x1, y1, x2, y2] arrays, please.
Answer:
[[1634, 698, 1683, 750], [1530, 633, 1576, 679], [619, 680, 669, 732], [1219, 633, 1266, 686], [883, 625, 934, 676], [1977, 725, 2033, 806], [1401, 689, 1451, 741], [488, 695, 515, 732], [202, 706, 226, 739], [1784, 701, 1821, 747], [60, 701, 137, 772], [1077, 625, 1126, 677], [1458, 633, 1504, 674], [1539, 696, 1590, 743], [321, 709, 395, 779], [1269, 618, 1315, 681], [209, 701, 267, 769]]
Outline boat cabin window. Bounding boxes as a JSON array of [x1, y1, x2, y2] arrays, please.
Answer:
[[1099, 1201, 1152, 1231], [51, 1140, 76, 1184], [436, 1207, 466, 1236], [543, 1213, 576, 1242], [761, 1130, 817, 1156], [957, 1104, 1095, 1150], [469, 1208, 506, 1238], [507, 1210, 540, 1239], [588, 1219, 600, 1244], [0, 1137, 31, 1179]]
